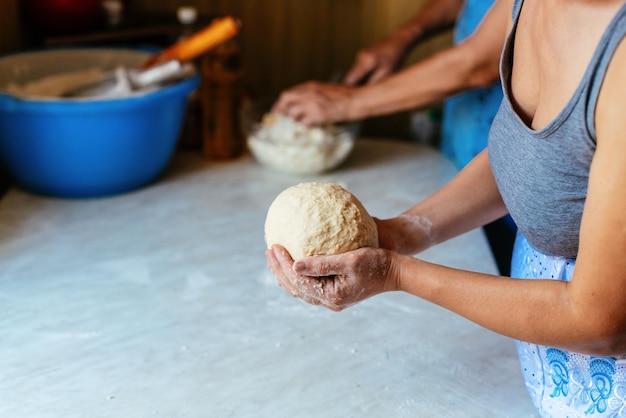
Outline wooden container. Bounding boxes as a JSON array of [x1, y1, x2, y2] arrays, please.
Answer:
[[201, 39, 245, 160]]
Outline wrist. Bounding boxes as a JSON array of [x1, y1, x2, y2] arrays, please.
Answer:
[[384, 251, 404, 292], [385, 252, 422, 293], [393, 213, 437, 255], [394, 23, 424, 50], [345, 87, 369, 121], [347, 81, 395, 121]]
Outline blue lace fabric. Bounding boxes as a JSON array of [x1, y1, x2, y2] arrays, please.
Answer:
[[512, 232, 626, 417]]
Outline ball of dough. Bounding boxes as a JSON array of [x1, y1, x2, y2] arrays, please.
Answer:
[[265, 182, 378, 260]]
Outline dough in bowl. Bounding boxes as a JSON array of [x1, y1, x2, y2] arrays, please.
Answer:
[[265, 182, 378, 260]]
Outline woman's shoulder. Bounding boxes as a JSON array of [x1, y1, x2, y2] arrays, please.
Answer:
[[596, 35, 626, 145]]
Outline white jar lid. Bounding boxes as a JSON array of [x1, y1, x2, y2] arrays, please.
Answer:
[[177, 6, 198, 25]]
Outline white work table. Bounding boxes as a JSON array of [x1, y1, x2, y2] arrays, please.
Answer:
[[0, 138, 538, 417]]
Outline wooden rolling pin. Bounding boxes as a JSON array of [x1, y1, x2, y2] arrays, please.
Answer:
[[64, 15, 241, 98], [143, 15, 241, 68]]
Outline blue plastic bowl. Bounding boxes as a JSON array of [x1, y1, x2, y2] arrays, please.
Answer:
[[0, 49, 199, 198]]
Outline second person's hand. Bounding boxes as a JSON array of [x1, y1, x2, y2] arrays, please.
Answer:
[[343, 32, 413, 86], [272, 81, 358, 126]]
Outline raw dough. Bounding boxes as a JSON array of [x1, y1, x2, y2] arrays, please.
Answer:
[[265, 182, 378, 260]]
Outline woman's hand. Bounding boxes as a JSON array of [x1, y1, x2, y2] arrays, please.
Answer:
[[271, 81, 358, 126], [266, 245, 398, 312], [343, 35, 410, 86]]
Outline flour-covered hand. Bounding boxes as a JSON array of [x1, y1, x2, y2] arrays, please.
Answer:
[[271, 81, 357, 126], [266, 244, 398, 312]]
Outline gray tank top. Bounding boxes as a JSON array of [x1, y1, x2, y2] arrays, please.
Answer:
[[489, 0, 626, 258]]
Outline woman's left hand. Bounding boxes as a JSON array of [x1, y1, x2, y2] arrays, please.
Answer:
[[266, 244, 397, 311]]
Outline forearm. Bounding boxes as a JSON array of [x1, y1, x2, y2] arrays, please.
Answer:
[[347, 0, 506, 121], [391, 253, 626, 356], [348, 48, 481, 119]]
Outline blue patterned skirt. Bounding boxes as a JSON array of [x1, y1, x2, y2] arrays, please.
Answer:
[[512, 232, 626, 417]]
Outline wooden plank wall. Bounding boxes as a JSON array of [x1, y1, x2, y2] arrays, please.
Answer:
[[0, 0, 21, 54], [129, 0, 452, 98], [1, 0, 453, 108]]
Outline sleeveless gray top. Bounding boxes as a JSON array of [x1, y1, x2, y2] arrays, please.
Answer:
[[489, 0, 626, 258]]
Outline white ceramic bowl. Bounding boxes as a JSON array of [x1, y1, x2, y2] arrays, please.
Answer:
[[242, 99, 358, 174]]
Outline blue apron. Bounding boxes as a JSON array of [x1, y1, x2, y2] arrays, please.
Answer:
[[512, 232, 626, 417]]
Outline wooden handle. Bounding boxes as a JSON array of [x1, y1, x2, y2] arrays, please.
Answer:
[[143, 16, 241, 67]]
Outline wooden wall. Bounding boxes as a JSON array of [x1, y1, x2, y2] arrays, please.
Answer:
[[0, 0, 21, 54], [129, 0, 452, 100], [2, 0, 452, 114]]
